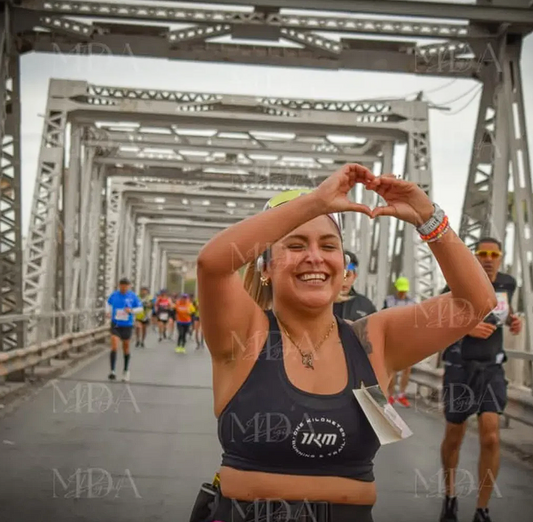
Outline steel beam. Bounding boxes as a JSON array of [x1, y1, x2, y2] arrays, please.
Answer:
[[23, 80, 69, 343], [96, 156, 354, 177], [104, 166, 331, 189], [85, 131, 382, 162], [365, 142, 394, 306], [502, 43, 533, 356], [459, 60, 506, 246], [28, 36, 478, 78], [22, 1, 493, 38], [0, 2, 24, 351], [176, 0, 533, 25], [133, 206, 245, 223]]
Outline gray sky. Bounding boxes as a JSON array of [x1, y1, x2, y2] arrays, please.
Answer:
[[19, 18, 533, 237]]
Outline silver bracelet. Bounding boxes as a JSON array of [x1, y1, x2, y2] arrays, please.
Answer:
[[416, 203, 445, 236]]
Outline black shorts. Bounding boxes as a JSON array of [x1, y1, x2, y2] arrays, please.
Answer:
[[442, 362, 507, 424], [111, 325, 133, 341], [169, 310, 176, 320]]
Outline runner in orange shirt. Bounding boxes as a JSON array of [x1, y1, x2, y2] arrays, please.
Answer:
[[175, 293, 195, 353]]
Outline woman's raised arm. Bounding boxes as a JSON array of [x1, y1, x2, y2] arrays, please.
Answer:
[[351, 176, 497, 375]]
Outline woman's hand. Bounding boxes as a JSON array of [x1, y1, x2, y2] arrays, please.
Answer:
[[313, 164, 376, 217], [367, 175, 435, 226]]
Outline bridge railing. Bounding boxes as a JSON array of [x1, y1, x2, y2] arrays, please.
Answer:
[[0, 309, 108, 381], [0, 308, 107, 348]]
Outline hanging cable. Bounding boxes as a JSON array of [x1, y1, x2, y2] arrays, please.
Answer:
[[441, 84, 483, 116], [370, 78, 459, 102], [425, 82, 480, 108]]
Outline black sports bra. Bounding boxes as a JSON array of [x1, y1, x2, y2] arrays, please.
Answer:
[[217, 310, 381, 482]]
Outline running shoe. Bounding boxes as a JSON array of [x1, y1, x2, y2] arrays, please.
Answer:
[[440, 496, 458, 522], [397, 394, 411, 407], [122, 370, 130, 382], [472, 509, 492, 522], [108, 371, 116, 381]]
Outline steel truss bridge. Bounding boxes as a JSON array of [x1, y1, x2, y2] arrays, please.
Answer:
[[0, 0, 532, 357]]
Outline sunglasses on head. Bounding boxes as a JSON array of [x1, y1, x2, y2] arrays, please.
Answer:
[[264, 189, 343, 235], [475, 250, 502, 259]]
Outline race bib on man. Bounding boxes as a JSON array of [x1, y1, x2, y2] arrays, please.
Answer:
[[115, 309, 129, 321], [492, 291, 510, 326], [159, 312, 169, 321]]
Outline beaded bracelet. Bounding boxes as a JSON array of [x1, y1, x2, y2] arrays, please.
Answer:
[[424, 221, 451, 243], [420, 215, 449, 242]]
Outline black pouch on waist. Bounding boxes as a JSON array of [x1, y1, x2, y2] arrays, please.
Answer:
[[188, 482, 220, 522]]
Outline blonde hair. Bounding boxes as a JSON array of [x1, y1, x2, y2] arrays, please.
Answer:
[[243, 260, 273, 310]]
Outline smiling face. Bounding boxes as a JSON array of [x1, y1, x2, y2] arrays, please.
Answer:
[[264, 215, 344, 310]]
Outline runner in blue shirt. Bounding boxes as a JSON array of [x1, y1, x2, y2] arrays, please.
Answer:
[[106, 277, 143, 382]]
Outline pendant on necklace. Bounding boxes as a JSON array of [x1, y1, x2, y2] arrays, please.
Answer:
[[301, 352, 314, 370]]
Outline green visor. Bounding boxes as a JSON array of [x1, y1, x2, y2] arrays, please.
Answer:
[[263, 189, 343, 237]]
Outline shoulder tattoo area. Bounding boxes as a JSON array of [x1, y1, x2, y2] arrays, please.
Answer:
[[351, 318, 373, 355]]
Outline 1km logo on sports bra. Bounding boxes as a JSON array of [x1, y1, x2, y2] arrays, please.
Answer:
[[292, 417, 346, 458]]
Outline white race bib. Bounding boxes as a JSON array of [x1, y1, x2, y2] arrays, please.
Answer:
[[115, 309, 129, 321], [159, 312, 169, 321], [492, 291, 509, 326]]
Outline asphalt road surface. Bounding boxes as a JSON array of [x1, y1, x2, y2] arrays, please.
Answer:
[[1, 331, 532, 522]]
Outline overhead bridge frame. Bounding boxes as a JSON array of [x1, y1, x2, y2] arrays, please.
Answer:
[[19, 79, 434, 344]]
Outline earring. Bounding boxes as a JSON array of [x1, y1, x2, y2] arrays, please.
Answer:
[[343, 270, 347, 280], [260, 276, 270, 287], [256, 256, 264, 272]]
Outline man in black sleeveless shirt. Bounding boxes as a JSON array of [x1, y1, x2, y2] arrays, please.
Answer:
[[439, 238, 522, 522], [333, 251, 377, 321]]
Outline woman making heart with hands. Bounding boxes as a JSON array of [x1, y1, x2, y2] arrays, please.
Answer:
[[194, 164, 496, 522]]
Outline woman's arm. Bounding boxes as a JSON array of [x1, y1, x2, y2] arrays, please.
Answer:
[[350, 176, 497, 375], [377, 231, 495, 372], [197, 165, 375, 360]]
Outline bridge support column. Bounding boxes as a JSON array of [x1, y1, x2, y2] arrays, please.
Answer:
[[134, 221, 145, 292], [63, 124, 81, 332], [0, 3, 23, 351], [23, 80, 69, 343], [389, 102, 435, 303], [82, 163, 105, 328], [367, 142, 394, 307], [354, 162, 377, 297], [459, 37, 533, 353], [105, 186, 121, 294]]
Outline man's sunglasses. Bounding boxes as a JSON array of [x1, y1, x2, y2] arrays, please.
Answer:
[[475, 250, 502, 259]]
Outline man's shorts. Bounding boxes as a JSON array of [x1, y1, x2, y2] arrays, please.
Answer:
[[442, 362, 508, 424], [110, 325, 133, 341]]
